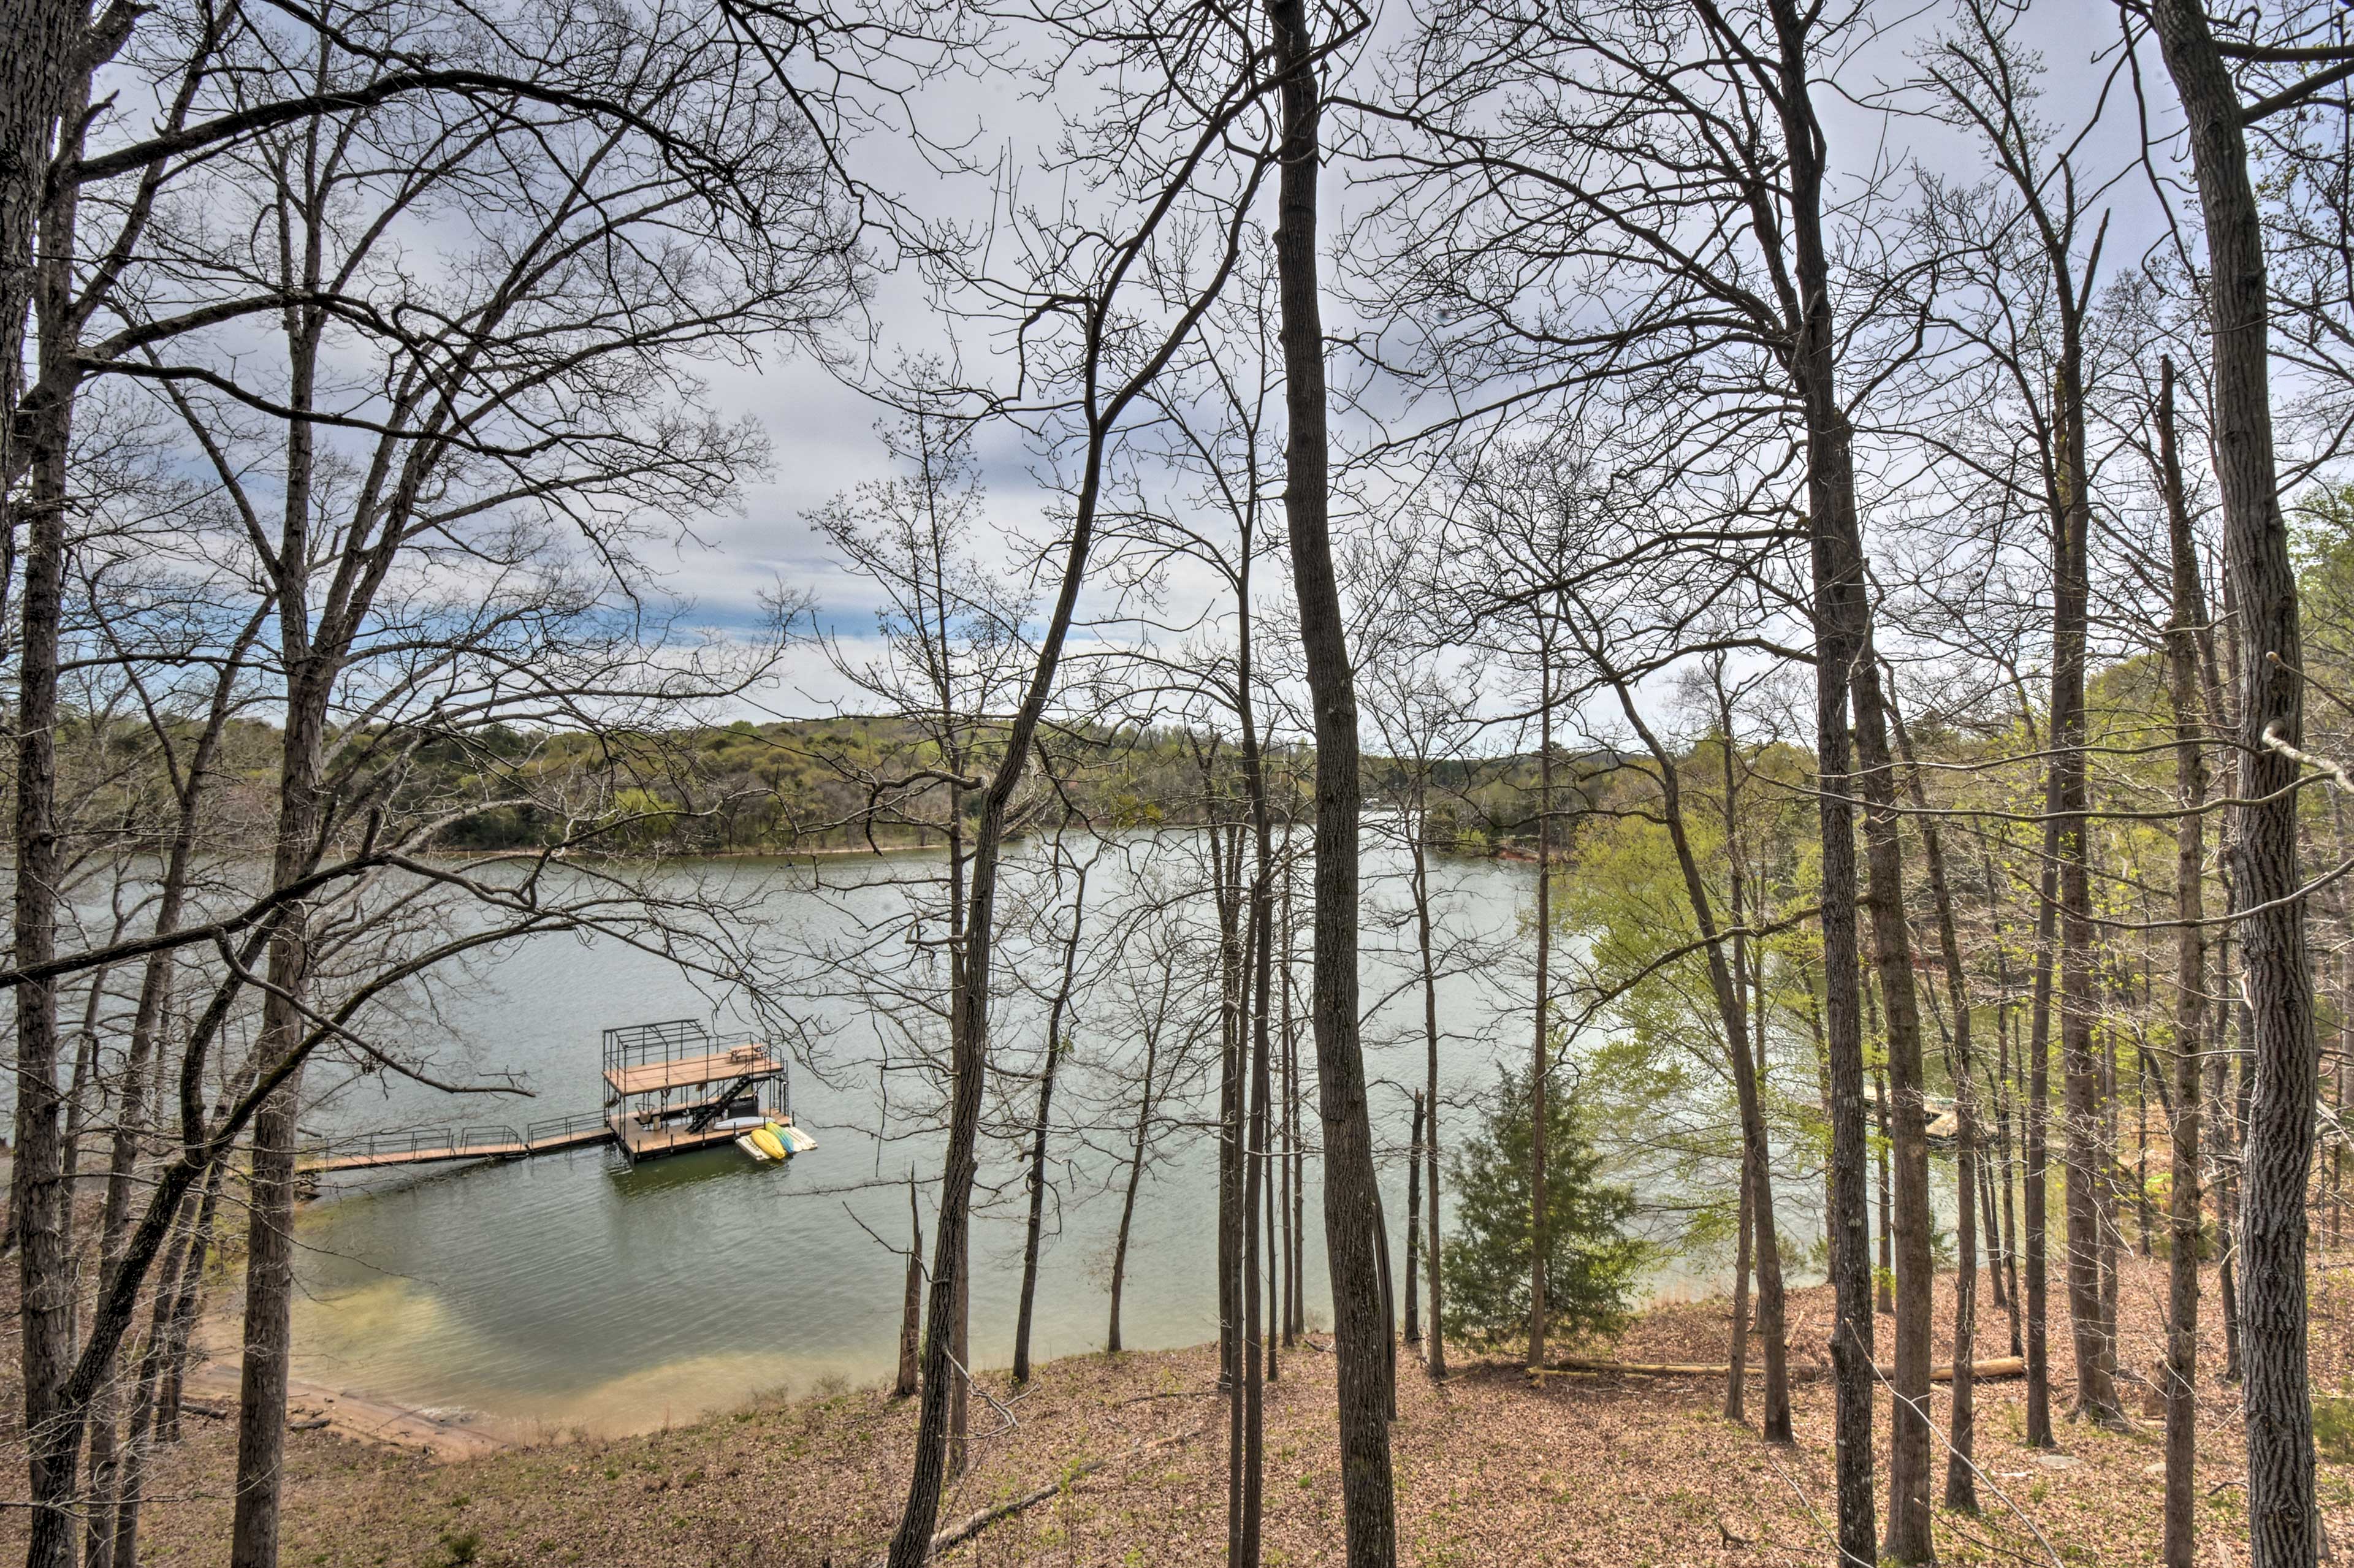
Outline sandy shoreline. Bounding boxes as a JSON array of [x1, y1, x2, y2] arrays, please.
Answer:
[[181, 1359, 516, 1461], [186, 1311, 516, 1462]]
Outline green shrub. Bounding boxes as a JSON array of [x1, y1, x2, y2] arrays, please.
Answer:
[[425, 1531, 481, 1568]]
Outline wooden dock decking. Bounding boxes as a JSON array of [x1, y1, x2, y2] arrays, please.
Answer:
[[301, 1113, 815, 1173], [300, 1122, 612, 1174], [602, 1043, 782, 1098]]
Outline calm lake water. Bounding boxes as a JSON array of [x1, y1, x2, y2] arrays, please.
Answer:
[[285, 839, 1780, 1437]]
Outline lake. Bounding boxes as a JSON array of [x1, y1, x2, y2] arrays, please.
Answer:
[[285, 837, 1780, 1437]]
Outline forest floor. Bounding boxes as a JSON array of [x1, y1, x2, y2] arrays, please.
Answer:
[[76, 1256, 2354, 1566]]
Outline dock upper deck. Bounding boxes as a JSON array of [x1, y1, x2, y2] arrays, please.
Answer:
[[602, 1042, 783, 1098]]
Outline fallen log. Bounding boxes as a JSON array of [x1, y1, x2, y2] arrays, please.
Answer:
[[1533, 1355, 2026, 1383], [1910, 1356, 2025, 1383], [866, 1417, 1208, 1566], [1536, 1357, 1740, 1378]]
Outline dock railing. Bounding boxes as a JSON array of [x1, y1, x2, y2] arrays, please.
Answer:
[[525, 1110, 609, 1147], [299, 1113, 624, 1172], [299, 1122, 525, 1170]]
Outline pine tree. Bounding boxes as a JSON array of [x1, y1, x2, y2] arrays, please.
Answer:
[[1441, 1065, 1645, 1353]]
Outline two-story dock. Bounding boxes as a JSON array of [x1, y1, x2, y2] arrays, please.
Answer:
[[300, 1018, 810, 1174], [602, 1018, 793, 1163]]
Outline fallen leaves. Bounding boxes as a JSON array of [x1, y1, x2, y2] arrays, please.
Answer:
[[86, 1256, 2354, 1567]]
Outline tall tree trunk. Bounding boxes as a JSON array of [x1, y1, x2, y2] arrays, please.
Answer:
[[1239, 556, 1279, 1523], [2221, 991, 2249, 1383], [227, 432, 352, 1568], [13, 34, 93, 1566], [1528, 633, 1555, 1369], [1217, 816, 1246, 1412], [886, 390, 1111, 1568], [1241, 883, 1272, 1550], [1284, 854, 1307, 1347], [86, 633, 245, 1568], [2024, 810, 2062, 1448], [1887, 690, 1981, 1511], [9, 320, 72, 1568], [2157, 354, 2209, 1568], [1224, 810, 1262, 1412], [228, 130, 344, 1564], [2139, 1049, 2154, 1258], [1412, 824, 1447, 1379], [230, 689, 327, 1568], [2206, 573, 2247, 1389], [1267, 1089, 1281, 1384], [1715, 677, 1789, 1439], [1997, 1022, 2023, 1354], [1280, 965, 1299, 1346], [1279, 858, 1300, 1347], [1013, 862, 1089, 1386], [1948, 1051, 1981, 1508], [230, 373, 339, 1568], [1981, 1106, 2007, 1311], [898, 1175, 924, 1397], [1875, 1059, 1894, 1317], [1727, 1162, 1753, 1423], [2231, 992, 2254, 1388], [1764, 0, 1879, 1541], [1849, 653, 1934, 1563], [1987, 962, 2024, 1355], [2143, 12, 2318, 1559], [1263, 0, 1398, 1551], [1224, 819, 1262, 1535], [1404, 1093, 1423, 1344], [2101, 1032, 2122, 1389], [1108, 1029, 1156, 1355]]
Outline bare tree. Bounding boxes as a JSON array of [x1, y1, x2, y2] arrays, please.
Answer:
[[1884, 679, 1983, 1509], [1263, 0, 1394, 1553], [2138, 3, 2344, 1558], [2, 6, 864, 1559], [1352, 520, 1491, 1385], [1097, 906, 1219, 1353], [1916, 0, 2130, 1425], [1368, 0, 1935, 1540], [1012, 840, 1096, 1384], [2156, 354, 2210, 1568], [874, 11, 1281, 1548]]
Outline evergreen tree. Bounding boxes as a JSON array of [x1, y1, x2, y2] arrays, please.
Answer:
[[1441, 1064, 1646, 1352]]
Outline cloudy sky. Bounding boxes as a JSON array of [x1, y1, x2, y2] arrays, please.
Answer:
[[661, 0, 2185, 722]]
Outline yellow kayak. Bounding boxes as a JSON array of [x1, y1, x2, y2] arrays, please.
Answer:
[[749, 1125, 787, 1161]]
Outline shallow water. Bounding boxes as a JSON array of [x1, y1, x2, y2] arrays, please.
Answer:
[[286, 839, 1758, 1436]]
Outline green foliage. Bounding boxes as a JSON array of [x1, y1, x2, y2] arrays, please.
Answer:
[[424, 1530, 482, 1567], [2315, 1387, 2354, 1465], [1548, 734, 1828, 1266], [1439, 1064, 1646, 1351]]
